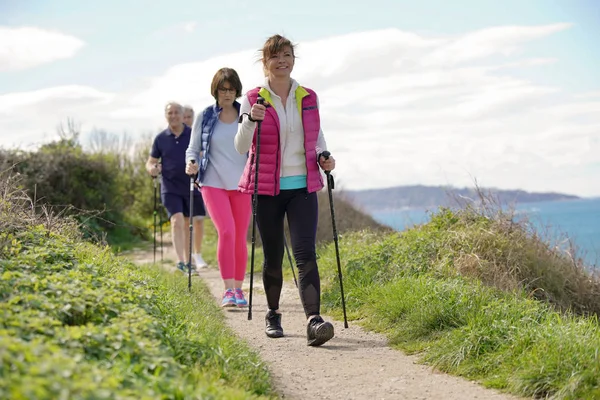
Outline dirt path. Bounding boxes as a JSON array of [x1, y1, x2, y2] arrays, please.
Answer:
[[124, 243, 523, 400]]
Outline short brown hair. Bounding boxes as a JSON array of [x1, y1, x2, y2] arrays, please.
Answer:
[[260, 34, 296, 67], [210, 68, 243, 101]]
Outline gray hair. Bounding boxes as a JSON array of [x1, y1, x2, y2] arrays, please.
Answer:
[[183, 105, 194, 114], [164, 101, 183, 112]]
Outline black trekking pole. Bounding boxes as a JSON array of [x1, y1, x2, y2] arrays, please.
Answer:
[[153, 176, 158, 264], [158, 171, 164, 263], [187, 160, 197, 292], [283, 232, 298, 288], [248, 96, 265, 321], [321, 151, 349, 328]]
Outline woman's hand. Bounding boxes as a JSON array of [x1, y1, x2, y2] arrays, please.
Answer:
[[250, 103, 266, 121], [319, 154, 335, 172], [186, 161, 199, 175]]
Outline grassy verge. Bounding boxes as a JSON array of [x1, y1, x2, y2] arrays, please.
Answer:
[[0, 226, 274, 399], [318, 207, 600, 400], [0, 171, 275, 399], [105, 223, 147, 252]]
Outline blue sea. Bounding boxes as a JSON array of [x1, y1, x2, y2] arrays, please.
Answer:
[[371, 198, 600, 269]]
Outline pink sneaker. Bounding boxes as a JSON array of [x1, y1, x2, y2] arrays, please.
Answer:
[[234, 288, 248, 308], [221, 289, 236, 307]]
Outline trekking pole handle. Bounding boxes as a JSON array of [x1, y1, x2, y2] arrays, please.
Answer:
[[257, 97, 265, 106], [151, 163, 160, 178], [320, 151, 335, 188], [320, 151, 332, 174], [189, 160, 196, 189]]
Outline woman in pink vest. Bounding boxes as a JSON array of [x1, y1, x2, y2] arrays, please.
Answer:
[[234, 34, 337, 347]]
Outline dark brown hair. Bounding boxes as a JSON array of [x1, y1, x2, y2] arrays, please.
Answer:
[[210, 67, 243, 102], [260, 34, 296, 67]]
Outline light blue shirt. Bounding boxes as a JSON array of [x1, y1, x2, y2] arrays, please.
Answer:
[[280, 175, 307, 190], [202, 119, 247, 190]]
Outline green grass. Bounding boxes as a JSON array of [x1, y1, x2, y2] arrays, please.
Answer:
[[106, 224, 146, 252], [0, 224, 275, 399], [317, 208, 600, 400]]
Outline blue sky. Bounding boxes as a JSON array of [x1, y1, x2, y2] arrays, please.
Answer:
[[1, 0, 599, 196], [2, 0, 599, 93]]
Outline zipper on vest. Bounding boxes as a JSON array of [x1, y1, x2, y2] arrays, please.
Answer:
[[302, 101, 317, 193], [303, 105, 309, 192]]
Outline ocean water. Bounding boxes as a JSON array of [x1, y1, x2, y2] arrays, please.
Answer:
[[371, 198, 600, 269]]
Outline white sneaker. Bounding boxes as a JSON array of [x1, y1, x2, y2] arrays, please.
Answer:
[[193, 254, 208, 268]]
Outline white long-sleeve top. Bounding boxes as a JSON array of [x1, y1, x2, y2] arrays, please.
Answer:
[[234, 78, 327, 178]]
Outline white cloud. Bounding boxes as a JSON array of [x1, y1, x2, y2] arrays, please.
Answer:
[[421, 23, 572, 67], [183, 21, 197, 33], [0, 26, 85, 72], [0, 85, 114, 112], [575, 90, 600, 99], [1, 23, 598, 196], [0, 85, 117, 150]]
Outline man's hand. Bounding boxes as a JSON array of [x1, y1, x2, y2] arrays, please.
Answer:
[[149, 163, 162, 177]]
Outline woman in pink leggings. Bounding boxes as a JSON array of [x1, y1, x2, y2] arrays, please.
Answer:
[[185, 68, 251, 307]]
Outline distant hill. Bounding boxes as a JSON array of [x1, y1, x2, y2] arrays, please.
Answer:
[[344, 185, 580, 212]]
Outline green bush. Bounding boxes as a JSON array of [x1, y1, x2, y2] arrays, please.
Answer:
[[0, 129, 163, 250]]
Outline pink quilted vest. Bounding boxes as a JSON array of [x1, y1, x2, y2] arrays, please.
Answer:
[[238, 85, 325, 196]]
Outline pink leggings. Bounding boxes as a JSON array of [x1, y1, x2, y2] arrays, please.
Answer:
[[201, 186, 251, 281]]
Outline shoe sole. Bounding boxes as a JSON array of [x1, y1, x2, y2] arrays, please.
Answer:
[[221, 302, 237, 308], [266, 330, 284, 338], [236, 303, 248, 308], [308, 322, 335, 347]]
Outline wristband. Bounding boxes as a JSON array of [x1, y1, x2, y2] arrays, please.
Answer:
[[238, 112, 257, 123]]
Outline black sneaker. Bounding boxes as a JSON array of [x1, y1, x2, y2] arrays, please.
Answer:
[[307, 316, 334, 346], [265, 310, 284, 338]]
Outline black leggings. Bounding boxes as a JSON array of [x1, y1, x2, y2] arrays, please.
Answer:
[[256, 189, 321, 317]]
